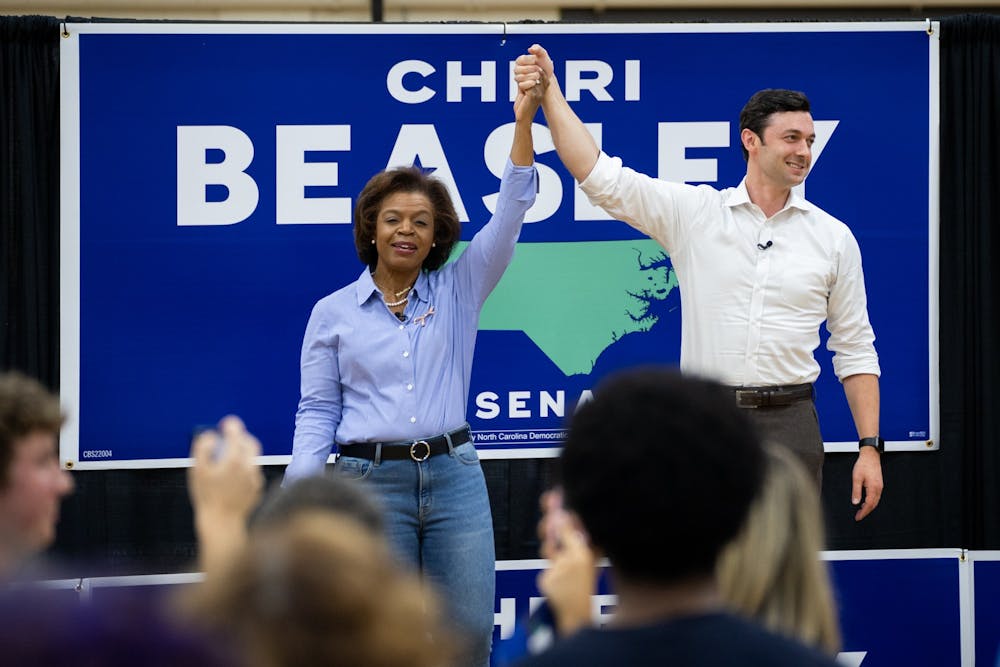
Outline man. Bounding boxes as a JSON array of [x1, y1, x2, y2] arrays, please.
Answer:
[[0, 372, 75, 580], [516, 368, 840, 667], [514, 45, 883, 520]]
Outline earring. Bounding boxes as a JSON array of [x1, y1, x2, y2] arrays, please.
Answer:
[[432, 242, 437, 247], [371, 239, 375, 245]]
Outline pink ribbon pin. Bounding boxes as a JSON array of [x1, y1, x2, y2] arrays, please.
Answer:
[[412, 306, 436, 327]]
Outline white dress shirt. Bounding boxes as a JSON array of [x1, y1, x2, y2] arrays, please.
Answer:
[[580, 151, 880, 387]]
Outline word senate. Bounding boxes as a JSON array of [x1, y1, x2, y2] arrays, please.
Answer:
[[473, 389, 592, 421], [175, 59, 840, 227]]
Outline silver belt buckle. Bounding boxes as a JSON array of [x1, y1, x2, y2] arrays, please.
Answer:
[[735, 389, 758, 409], [409, 440, 431, 462]]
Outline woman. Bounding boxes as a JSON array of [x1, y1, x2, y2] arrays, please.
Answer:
[[716, 443, 842, 655], [284, 68, 548, 667]]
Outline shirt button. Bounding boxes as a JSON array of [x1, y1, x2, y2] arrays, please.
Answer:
[[403, 351, 410, 358], [407, 384, 413, 391], [410, 417, 416, 423], [398, 325, 405, 330]]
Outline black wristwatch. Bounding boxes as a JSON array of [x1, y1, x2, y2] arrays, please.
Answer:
[[859, 436, 885, 453]]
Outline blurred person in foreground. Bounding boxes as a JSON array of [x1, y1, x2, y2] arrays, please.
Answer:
[[252, 470, 384, 535], [716, 443, 841, 656], [516, 368, 839, 667], [186, 417, 457, 667], [187, 416, 383, 570], [0, 590, 237, 667], [0, 371, 74, 582], [283, 56, 549, 667], [182, 512, 456, 667], [531, 445, 843, 660]]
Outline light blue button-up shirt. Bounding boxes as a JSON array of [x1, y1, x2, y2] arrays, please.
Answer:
[[285, 160, 538, 483]]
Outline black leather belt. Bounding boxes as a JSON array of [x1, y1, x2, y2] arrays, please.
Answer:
[[338, 425, 471, 462], [730, 384, 814, 409]]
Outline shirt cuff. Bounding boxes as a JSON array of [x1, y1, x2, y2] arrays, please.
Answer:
[[834, 358, 882, 381], [501, 157, 539, 203]]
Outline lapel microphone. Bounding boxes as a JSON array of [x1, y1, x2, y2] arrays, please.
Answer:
[[757, 240, 773, 250]]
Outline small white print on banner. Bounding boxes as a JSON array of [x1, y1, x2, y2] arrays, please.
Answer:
[[82, 449, 113, 459], [473, 431, 565, 444], [529, 431, 565, 441]]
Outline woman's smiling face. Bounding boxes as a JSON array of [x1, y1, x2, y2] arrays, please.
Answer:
[[373, 190, 435, 276]]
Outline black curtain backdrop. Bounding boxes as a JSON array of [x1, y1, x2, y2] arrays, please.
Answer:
[[0, 13, 998, 574], [938, 14, 1000, 550], [0, 15, 60, 389]]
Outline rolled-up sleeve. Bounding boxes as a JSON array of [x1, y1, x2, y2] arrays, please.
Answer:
[[827, 233, 881, 380]]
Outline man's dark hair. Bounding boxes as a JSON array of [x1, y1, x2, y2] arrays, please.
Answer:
[[354, 167, 461, 272], [560, 367, 764, 585], [0, 372, 63, 490], [739, 89, 811, 161], [252, 475, 384, 535]]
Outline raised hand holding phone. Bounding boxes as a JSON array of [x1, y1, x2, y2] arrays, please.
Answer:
[[188, 415, 264, 573], [533, 487, 598, 640]]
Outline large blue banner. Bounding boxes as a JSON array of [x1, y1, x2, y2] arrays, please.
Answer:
[[60, 23, 937, 466]]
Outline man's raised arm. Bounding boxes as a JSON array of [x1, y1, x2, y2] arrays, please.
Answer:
[[515, 44, 600, 183]]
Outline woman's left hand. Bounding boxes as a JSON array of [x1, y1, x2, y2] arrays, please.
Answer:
[[513, 63, 548, 120]]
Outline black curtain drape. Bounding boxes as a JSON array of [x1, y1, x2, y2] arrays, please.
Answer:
[[0, 15, 60, 389], [939, 14, 1000, 549]]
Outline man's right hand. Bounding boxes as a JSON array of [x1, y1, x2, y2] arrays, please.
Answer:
[[514, 43, 600, 183], [515, 44, 556, 98]]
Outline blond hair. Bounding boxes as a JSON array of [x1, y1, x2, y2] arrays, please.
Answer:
[[716, 444, 841, 655], [182, 512, 457, 667]]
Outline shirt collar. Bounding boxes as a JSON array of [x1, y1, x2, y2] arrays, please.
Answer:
[[725, 179, 754, 208], [784, 186, 814, 213], [355, 269, 379, 306], [725, 178, 814, 214]]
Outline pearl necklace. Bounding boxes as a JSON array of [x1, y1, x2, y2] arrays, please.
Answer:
[[384, 294, 409, 307]]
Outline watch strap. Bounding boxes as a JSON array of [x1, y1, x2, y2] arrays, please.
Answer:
[[859, 436, 885, 453]]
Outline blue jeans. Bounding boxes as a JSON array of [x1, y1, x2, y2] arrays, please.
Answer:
[[333, 439, 496, 667]]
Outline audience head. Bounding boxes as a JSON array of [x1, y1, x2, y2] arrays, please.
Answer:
[[0, 372, 74, 570], [560, 367, 765, 586], [183, 512, 456, 667], [252, 474, 384, 535], [716, 443, 841, 654]]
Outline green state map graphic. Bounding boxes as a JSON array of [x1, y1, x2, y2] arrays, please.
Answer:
[[460, 239, 677, 376]]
